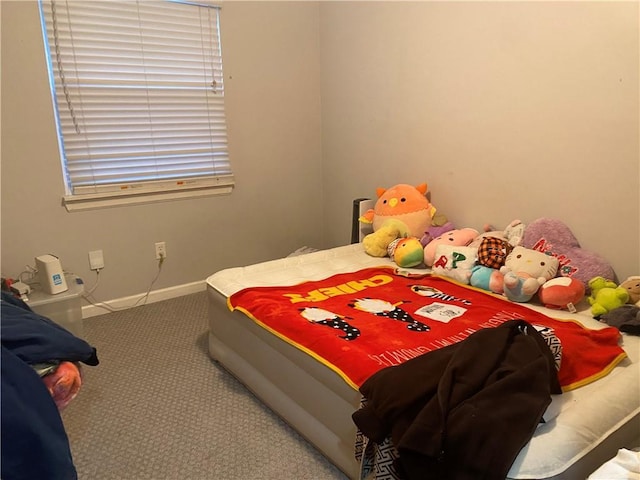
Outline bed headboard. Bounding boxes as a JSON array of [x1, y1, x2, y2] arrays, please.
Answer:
[[351, 198, 374, 243]]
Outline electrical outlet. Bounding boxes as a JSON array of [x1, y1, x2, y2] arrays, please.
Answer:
[[155, 242, 167, 260], [88, 250, 104, 271]]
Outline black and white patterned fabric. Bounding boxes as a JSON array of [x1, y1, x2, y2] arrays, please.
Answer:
[[355, 398, 402, 480], [353, 327, 563, 480]]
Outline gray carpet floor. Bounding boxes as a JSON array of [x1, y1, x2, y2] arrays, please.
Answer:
[[62, 292, 349, 480]]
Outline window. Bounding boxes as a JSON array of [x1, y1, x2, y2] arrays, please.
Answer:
[[39, 0, 233, 211]]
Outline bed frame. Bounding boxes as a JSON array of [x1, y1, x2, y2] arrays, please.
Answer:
[[206, 201, 640, 479], [208, 294, 362, 477]]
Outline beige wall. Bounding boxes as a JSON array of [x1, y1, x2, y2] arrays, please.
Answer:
[[321, 1, 639, 283], [2, 1, 638, 307], [1, 1, 323, 302]]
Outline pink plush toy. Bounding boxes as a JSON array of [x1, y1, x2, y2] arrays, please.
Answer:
[[423, 228, 479, 267], [420, 220, 455, 247]]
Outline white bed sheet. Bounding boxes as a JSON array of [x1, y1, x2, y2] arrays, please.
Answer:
[[207, 244, 640, 479]]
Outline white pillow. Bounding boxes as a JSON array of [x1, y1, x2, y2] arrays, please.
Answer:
[[431, 245, 478, 284]]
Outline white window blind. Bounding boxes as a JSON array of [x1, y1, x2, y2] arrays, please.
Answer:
[[39, 0, 233, 211]]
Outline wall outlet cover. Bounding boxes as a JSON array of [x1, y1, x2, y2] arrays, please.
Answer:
[[89, 250, 104, 270]]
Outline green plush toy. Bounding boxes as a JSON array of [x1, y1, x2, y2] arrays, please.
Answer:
[[587, 276, 630, 318], [388, 237, 424, 268]]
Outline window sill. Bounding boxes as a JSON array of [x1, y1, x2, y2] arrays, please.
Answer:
[[63, 182, 233, 212]]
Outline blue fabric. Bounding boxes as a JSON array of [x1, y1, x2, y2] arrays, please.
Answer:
[[1, 292, 98, 366], [1, 346, 77, 480], [1, 291, 99, 480]]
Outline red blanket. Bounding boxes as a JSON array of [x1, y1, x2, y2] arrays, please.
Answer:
[[228, 267, 626, 391]]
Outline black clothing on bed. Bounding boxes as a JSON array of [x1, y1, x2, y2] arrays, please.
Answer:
[[352, 319, 561, 480], [601, 304, 640, 335]]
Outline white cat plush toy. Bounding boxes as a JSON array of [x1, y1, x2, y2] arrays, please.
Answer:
[[500, 246, 559, 303]]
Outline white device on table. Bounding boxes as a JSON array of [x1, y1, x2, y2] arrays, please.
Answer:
[[35, 254, 68, 294]]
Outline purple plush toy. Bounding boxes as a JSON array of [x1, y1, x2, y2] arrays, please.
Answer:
[[420, 221, 455, 247], [523, 218, 615, 291]]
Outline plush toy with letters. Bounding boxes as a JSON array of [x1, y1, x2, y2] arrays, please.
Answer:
[[431, 244, 478, 284], [423, 228, 479, 267], [523, 218, 614, 290], [500, 246, 559, 303]]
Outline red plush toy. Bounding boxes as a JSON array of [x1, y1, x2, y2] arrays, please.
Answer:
[[538, 277, 586, 310]]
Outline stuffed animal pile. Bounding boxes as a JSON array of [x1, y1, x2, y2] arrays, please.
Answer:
[[359, 184, 629, 312]]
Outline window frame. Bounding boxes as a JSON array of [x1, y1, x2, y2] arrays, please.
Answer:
[[38, 0, 233, 212]]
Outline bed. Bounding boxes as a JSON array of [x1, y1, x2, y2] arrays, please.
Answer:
[[206, 204, 640, 480]]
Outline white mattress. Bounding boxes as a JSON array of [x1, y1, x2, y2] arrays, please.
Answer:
[[207, 244, 640, 479], [208, 243, 388, 297]]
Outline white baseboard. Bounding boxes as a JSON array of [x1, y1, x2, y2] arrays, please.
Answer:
[[82, 280, 206, 319]]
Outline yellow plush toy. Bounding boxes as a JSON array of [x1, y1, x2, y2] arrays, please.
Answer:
[[360, 183, 436, 258], [587, 276, 630, 318], [362, 219, 410, 257]]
